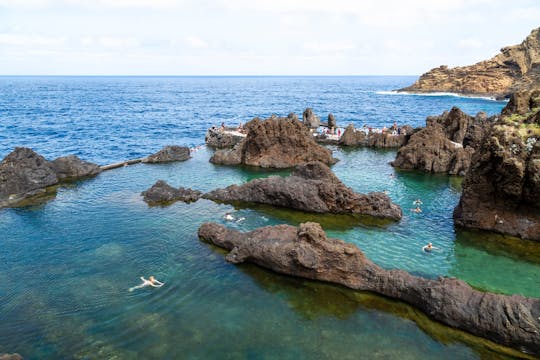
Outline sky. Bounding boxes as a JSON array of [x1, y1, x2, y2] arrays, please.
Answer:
[[0, 0, 538, 75]]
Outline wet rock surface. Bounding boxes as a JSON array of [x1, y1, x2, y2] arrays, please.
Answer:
[[142, 145, 190, 163], [454, 91, 540, 241], [0, 147, 101, 208], [400, 27, 540, 98], [205, 128, 246, 149], [392, 107, 493, 175], [0, 354, 23, 360], [210, 116, 337, 168], [204, 161, 402, 220], [51, 155, 102, 180], [198, 221, 540, 356], [142, 180, 201, 205]]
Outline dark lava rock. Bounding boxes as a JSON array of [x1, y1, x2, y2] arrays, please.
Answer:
[[454, 92, 540, 241], [302, 108, 320, 129], [198, 221, 540, 356], [392, 107, 493, 175], [205, 127, 246, 149], [327, 113, 337, 129], [51, 155, 102, 180], [143, 145, 190, 163], [210, 116, 337, 169], [204, 161, 402, 220], [0, 147, 102, 208], [0, 147, 59, 206], [142, 180, 201, 205], [338, 124, 412, 148], [0, 354, 23, 360]]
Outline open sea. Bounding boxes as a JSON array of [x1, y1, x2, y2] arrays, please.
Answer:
[[1, 76, 538, 359]]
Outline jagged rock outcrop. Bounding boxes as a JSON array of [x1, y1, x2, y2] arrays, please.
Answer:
[[392, 108, 493, 175], [210, 116, 337, 168], [204, 161, 402, 221], [0, 148, 101, 208], [338, 124, 414, 148], [454, 91, 540, 241], [327, 113, 337, 129], [141, 180, 201, 205], [51, 155, 101, 180], [205, 128, 246, 149], [0, 354, 23, 360], [302, 108, 320, 129], [198, 222, 540, 356], [142, 145, 190, 163], [400, 27, 540, 98]]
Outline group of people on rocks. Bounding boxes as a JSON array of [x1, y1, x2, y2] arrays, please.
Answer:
[[361, 121, 406, 136]]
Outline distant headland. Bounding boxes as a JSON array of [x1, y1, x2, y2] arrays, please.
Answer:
[[399, 27, 540, 99]]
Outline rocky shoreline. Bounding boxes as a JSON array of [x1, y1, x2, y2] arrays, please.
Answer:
[[198, 221, 540, 356], [399, 27, 540, 98]]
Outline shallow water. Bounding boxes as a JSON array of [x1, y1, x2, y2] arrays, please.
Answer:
[[1, 77, 538, 359]]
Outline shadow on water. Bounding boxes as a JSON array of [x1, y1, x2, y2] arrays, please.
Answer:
[[455, 229, 540, 264], [394, 168, 464, 194], [223, 201, 397, 230], [235, 263, 534, 360]]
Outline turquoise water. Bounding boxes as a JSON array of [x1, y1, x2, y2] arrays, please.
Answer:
[[1, 76, 538, 359]]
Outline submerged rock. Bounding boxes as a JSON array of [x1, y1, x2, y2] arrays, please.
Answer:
[[0, 354, 23, 360], [204, 161, 402, 220], [210, 116, 337, 168], [454, 91, 540, 241], [198, 222, 540, 356], [143, 145, 190, 163], [392, 107, 493, 175], [51, 155, 102, 180], [142, 180, 201, 205], [399, 27, 540, 98]]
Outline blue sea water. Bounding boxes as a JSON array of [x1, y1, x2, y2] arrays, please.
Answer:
[[0, 76, 538, 359]]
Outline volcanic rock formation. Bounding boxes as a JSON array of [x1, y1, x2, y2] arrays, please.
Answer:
[[339, 124, 414, 148], [0, 354, 23, 360], [302, 108, 320, 129], [205, 128, 246, 149], [454, 91, 540, 241], [198, 221, 540, 356], [400, 27, 540, 98], [392, 107, 493, 175], [0, 147, 102, 208], [142, 145, 190, 163], [210, 116, 337, 168], [204, 161, 402, 221], [141, 180, 202, 205]]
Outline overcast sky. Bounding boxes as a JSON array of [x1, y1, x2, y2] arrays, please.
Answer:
[[0, 0, 538, 75]]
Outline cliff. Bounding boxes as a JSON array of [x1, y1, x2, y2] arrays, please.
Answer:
[[400, 28, 540, 98]]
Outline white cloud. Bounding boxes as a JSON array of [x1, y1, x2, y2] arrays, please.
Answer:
[[303, 41, 355, 53], [184, 36, 208, 49], [458, 37, 483, 49], [0, 33, 65, 47]]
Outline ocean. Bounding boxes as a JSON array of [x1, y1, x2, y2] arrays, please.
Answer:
[[1, 76, 537, 359]]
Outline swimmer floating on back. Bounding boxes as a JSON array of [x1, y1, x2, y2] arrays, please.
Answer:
[[129, 276, 164, 292], [413, 199, 423, 205], [422, 243, 437, 252]]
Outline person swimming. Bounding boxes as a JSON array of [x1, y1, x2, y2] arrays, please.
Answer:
[[413, 199, 423, 205], [411, 206, 422, 213], [224, 213, 234, 221], [129, 276, 164, 292], [422, 243, 437, 252]]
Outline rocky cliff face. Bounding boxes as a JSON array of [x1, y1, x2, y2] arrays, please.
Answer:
[[0, 148, 102, 208], [392, 108, 493, 175], [204, 161, 402, 220], [210, 116, 336, 168], [454, 91, 540, 241], [400, 28, 540, 98], [198, 222, 540, 356]]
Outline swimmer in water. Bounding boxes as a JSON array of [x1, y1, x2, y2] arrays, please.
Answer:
[[422, 243, 437, 252], [224, 213, 234, 221], [413, 199, 423, 205], [410, 206, 422, 213], [129, 276, 164, 292]]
